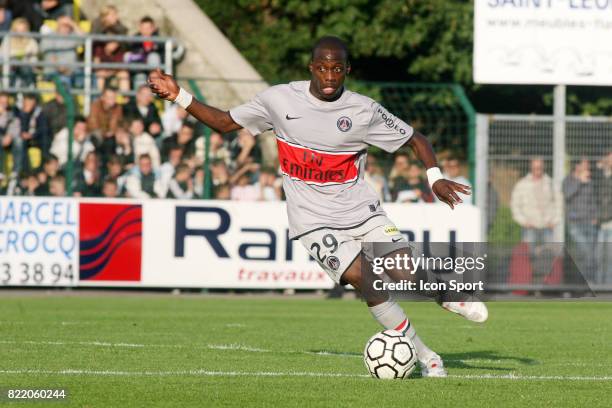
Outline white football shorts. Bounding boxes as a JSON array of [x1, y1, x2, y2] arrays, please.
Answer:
[[298, 215, 410, 284]]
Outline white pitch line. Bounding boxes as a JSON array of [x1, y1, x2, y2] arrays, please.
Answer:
[[0, 369, 611, 382], [3, 340, 612, 367]]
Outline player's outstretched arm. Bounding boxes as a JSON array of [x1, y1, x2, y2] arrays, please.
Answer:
[[407, 131, 471, 210], [147, 69, 242, 134]]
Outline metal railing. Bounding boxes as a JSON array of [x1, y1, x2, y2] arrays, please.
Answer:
[[0, 31, 175, 114]]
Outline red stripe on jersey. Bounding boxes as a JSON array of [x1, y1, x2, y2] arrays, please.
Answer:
[[276, 138, 360, 185]]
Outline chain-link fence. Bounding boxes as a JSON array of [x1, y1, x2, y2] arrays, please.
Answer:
[[476, 114, 612, 291]]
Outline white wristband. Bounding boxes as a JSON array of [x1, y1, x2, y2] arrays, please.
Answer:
[[426, 167, 444, 189], [173, 87, 193, 109]]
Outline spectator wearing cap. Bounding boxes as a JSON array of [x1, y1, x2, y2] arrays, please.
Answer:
[[123, 85, 163, 140], [125, 153, 163, 198], [87, 87, 123, 143], [16, 93, 51, 171]]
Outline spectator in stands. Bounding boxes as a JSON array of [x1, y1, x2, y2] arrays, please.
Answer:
[[125, 16, 162, 87], [195, 131, 231, 167], [22, 171, 40, 196], [74, 151, 101, 196], [130, 118, 160, 168], [2, 17, 38, 87], [230, 163, 260, 201], [125, 153, 163, 198], [166, 163, 194, 199], [388, 152, 410, 191], [34, 0, 72, 31], [42, 90, 68, 136], [392, 163, 433, 203], [160, 145, 183, 195], [32, 154, 58, 195], [0, 0, 12, 32], [123, 85, 163, 139], [256, 167, 281, 201], [101, 178, 119, 198], [39, 15, 82, 87], [0, 92, 21, 179], [110, 127, 134, 170], [214, 183, 231, 200], [365, 154, 391, 202], [442, 157, 472, 204], [161, 122, 195, 163], [87, 87, 122, 143], [91, 4, 127, 35], [16, 93, 51, 171], [103, 155, 127, 195], [49, 174, 65, 197], [193, 167, 204, 197], [210, 159, 230, 188], [595, 151, 612, 284], [229, 129, 260, 170], [50, 116, 95, 168], [161, 104, 189, 138], [93, 31, 130, 92], [511, 157, 562, 245]]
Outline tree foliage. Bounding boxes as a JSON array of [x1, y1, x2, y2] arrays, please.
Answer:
[[197, 0, 612, 115]]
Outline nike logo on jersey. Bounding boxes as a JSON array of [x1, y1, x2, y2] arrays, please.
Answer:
[[285, 114, 302, 120], [392, 237, 403, 243]]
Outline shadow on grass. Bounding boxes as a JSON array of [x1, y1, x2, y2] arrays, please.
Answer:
[[306, 349, 538, 373], [439, 350, 538, 371]]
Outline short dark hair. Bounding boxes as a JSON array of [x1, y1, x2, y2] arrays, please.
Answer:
[[139, 153, 152, 161], [140, 16, 155, 25], [180, 122, 195, 131], [175, 163, 190, 174], [311, 36, 349, 62]]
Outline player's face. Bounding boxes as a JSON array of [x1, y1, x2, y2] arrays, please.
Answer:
[[309, 48, 350, 101]]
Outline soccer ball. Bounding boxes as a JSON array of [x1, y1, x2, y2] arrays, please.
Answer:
[[363, 330, 417, 379]]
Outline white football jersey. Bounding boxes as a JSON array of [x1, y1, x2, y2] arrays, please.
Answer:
[[230, 80, 414, 238]]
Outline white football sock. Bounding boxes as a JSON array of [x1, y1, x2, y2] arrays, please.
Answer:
[[368, 300, 436, 362]]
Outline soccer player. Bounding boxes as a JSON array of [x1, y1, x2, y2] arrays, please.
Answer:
[[148, 36, 488, 377]]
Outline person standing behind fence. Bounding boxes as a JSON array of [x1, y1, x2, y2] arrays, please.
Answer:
[[595, 151, 612, 284], [443, 157, 472, 204], [563, 158, 598, 282], [510, 157, 562, 245]]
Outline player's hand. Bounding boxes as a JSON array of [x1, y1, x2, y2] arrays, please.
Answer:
[[432, 179, 471, 210], [147, 68, 179, 101]]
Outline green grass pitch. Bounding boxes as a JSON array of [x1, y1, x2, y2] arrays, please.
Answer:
[[0, 295, 611, 407]]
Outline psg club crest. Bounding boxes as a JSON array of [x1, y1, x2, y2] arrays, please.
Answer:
[[337, 116, 352, 132], [327, 256, 340, 271]]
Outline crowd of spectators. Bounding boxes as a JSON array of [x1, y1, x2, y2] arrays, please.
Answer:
[[510, 155, 612, 284]]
